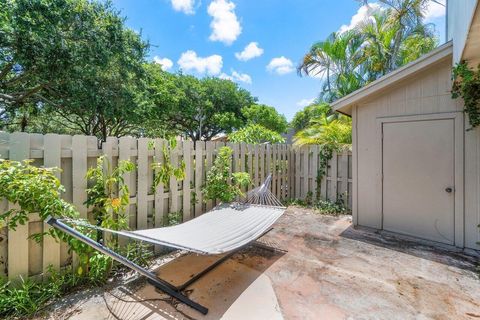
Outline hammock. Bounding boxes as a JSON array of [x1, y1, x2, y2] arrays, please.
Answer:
[[46, 174, 285, 315]]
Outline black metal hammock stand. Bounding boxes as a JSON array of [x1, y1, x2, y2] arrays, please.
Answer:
[[46, 174, 285, 315]]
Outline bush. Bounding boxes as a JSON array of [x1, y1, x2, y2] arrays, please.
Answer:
[[0, 158, 155, 314], [0, 267, 81, 318], [228, 124, 285, 144], [203, 146, 251, 203], [286, 195, 350, 216], [0, 159, 78, 229]]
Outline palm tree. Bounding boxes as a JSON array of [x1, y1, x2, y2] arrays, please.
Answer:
[[360, 9, 436, 78], [293, 112, 352, 148], [296, 0, 439, 147], [298, 31, 365, 102], [299, 0, 438, 103]]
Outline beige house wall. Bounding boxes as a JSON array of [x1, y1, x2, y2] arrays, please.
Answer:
[[464, 122, 480, 249], [352, 54, 480, 250]]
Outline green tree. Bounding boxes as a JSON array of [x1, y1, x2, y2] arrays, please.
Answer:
[[293, 115, 352, 148], [359, 10, 436, 80], [298, 1, 437, 102], [0, 0, 149, 140], [298, 31, 365, 102], [228, 124, 285, 144], [148, 68, 256, 141], [290, 103, 332, 132], [241, 104, 288, 134]]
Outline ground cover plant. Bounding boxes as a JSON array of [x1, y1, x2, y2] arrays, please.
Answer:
[[286, 193, 350, 216]]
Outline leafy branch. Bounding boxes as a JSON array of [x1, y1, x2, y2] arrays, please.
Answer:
[[452, 61, 480, 129], [203, 146, 251, 203], [151, 139, 186, 190]]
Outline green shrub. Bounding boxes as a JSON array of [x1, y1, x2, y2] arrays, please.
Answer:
[[228, 124, 285, 144], [286, 196, 350, 216], [0, 159, 78, 230], [452, 61, 480, 129], [203, 146, 251, 203], [0, 267, 81, 318], [165, 211, 183, 226]]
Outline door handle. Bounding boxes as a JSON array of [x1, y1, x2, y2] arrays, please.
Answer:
[[445, 187, 453, 193]]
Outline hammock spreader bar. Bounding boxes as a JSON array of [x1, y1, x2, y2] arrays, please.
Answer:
[[45, 215, 209, 314]]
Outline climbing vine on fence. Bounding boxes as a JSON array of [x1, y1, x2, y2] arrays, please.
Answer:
[[203, 146, 251, 203], [151, 138, 186, 190], [452, 61, 480, 129], [85, 156, 135, 248]]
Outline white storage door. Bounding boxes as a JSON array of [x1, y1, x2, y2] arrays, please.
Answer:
[[382, 119, 455, 244]]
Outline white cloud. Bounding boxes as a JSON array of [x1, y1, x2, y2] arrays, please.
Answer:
[[296, 98, 316, 108], [177, 50, 223, 75], [235, 42, 264, 61], [219, 70, 252, 84], [171, 0, 196, 14], [267, 56, 295, 75], [424, 0, 446, 21], [207, 0, 242, 45], [153, 56, 174, 71], [339, 3, 383, 33]]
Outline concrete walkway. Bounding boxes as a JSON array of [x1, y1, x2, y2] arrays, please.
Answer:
[[35, 207, 480, 320]]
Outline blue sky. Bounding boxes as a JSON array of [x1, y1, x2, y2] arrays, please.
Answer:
[[112, 0, 446, 120]]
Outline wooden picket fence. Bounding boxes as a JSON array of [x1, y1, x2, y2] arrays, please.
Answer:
[[0, 132, 351, 279]]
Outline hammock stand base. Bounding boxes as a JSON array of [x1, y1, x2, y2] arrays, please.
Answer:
[[46, 216, 278, 315]]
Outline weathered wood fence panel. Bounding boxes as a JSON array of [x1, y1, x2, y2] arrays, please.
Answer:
[[0, 132, 351, 279]]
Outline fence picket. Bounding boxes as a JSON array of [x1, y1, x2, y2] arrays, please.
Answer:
[[330, 152, 338, 202], [0, 131, 352, 279], [254, 144, 259, 187], [205, 142, 214, 211], [277, 145, 283, 199], [137, 138, 149, 230], [195, 141, 205, 217], [303, 147, 309, 199], [340, 150, 349, 204], [272, 144, 278, 196], [311, 145, 319, 201], [43, 134, 62, 273], [295, 147, 301, 199], [247, 144, 254, 192], [182, 140, 192, 221], [8, 132, 30, 279], [240, 143, 247, 193]]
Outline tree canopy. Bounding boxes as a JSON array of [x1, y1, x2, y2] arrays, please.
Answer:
[[0, 0, 150, 140], [229, 124, 285, 144], [290, 103, 332, 132], [298, 3, 437, 102], [296, 0, 438, 147], [241, 104, 288, 134], [147, 65, 257, 141]]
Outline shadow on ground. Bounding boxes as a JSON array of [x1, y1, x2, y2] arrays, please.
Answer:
[[340, 225, 479, 272], [102, 246, 285, 320]]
